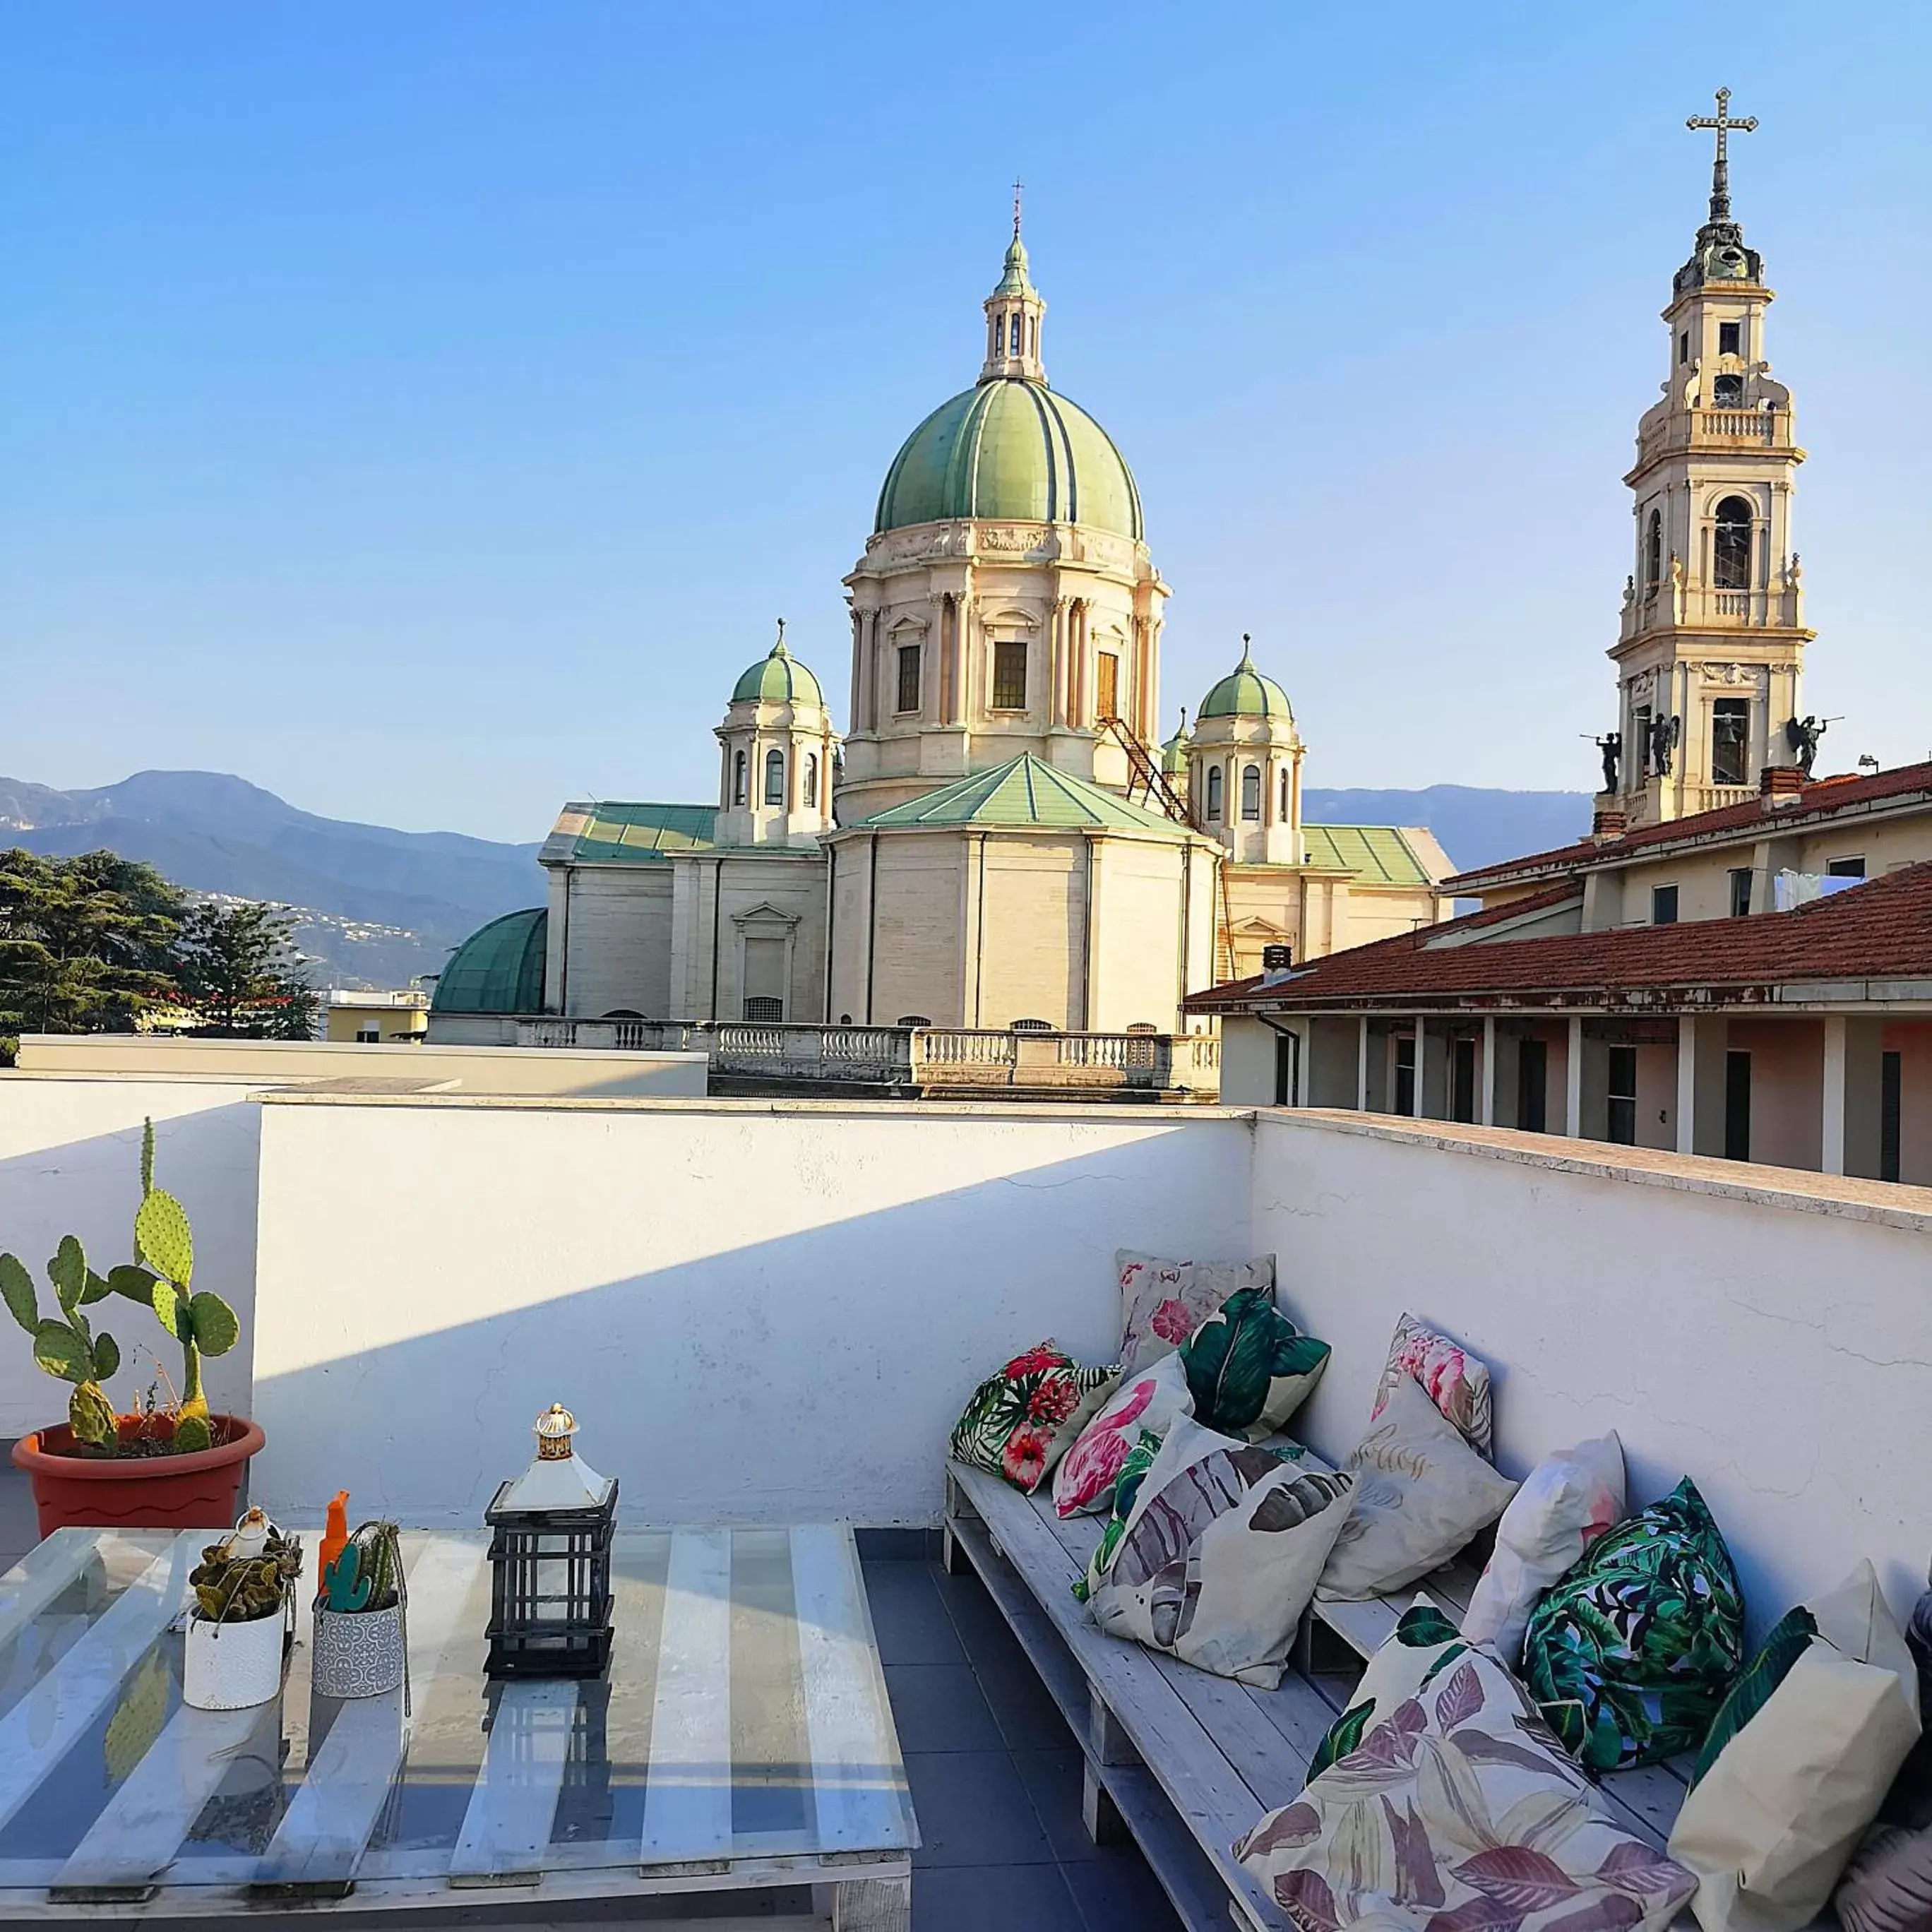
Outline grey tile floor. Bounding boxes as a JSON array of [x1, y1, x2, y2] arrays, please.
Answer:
[[859, 1550, 1183, 1932]]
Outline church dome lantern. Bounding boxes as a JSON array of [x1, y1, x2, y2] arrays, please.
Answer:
[[1196, 637, 1294, 723], [729, 629, 825, 711], [1187, 637, 1303, 866], [715, 621, 837, 851]]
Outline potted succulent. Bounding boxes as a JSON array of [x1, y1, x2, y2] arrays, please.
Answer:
[[312, 1501, 407, 1701], [183, 1508, 303, 1710], [6, 1120, 263, 1534]]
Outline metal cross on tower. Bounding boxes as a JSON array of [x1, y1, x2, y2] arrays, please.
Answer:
[[1687, 87, 1758, 224], [1011, 177, 1023, 239]]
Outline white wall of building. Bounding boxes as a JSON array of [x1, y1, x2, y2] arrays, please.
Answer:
[[248, 1097, 1253, 1527], [1253, 1109, 1932, 1642], [0, 1078, 262, 1435]]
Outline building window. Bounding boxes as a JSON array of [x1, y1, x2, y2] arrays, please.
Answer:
[[1518, 1038, 1548, 1133], [1240, 765, 1261, 821], [1394, 1035, 1417, 1116], [743, 996, 783, 1022], [355, 1026, 380, 1044], [1718, 321, 1742, 356], [1713, 495, 1753, 590], [1606, 1044, 1638, 1145], [1205, 766, 1223, 821], [804, 752, 818, 807], [1645, 509, 1662, 586], [732, 751, 746, 804], [1882, 1051, 1902, 1183], [1451, 1037, 1476, 1124], [1827, 856, 1866, 879], [1712, 373, 1744, 405], [1008, 313, 1022, 354], [1095, 651, 1119, 721], [1728, 866, 1753, 917], [1678, 330, 1690, 365], [1724, 1050, 1752, 1161], [1280, 768, 1291, 819], [763, 748, 785, 805], [1711, 697, 1750, 786], [1652, 884, 1679, 925], [991, 640, 1027, 710], [1273, 1030, 1299, 1107], [1633, 705, 1652, 775], [896, 643, 921, 714]]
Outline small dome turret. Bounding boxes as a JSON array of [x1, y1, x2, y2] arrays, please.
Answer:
[[730, 620, 825, 710], [1160, 708, 1193, 778], [1197, 636, 1293, 722]]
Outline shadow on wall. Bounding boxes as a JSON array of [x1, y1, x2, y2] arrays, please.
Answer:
[[245, 1116, 1252, 1530], [0, 1102, 262, 1433]]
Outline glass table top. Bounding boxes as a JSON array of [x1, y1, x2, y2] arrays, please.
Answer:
[[0, 1524, 916, 1909]]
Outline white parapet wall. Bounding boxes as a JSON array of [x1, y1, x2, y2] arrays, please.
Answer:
[[1254, 1109, 1932, 1644], [248, 1095, 1255, 1527], [0, 1075, 264, 1433]]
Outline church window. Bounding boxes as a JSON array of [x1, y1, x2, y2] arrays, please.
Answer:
[[992, 640, 1027, 710], [1240, 765, 1261, 821], [1633, 706, 1652, 774], [732, 751, 747, 804], [1711, 698, 1749, 785], [1645, 510, 1662, 586], [804, 752, 818, 807], [896, 643, 922, 714], [1678, 330, 1690, 365], [1205, 766, 1224, 821], [1095, 651, 1119, 721], [1713, 373, 1743, 405], [764, 748, 786, 805], [1280, 768, 1291, 818], [1713, 496, 1753, 590], [1718, 321, 1742, 356], [1008, 313, 1022, 354]]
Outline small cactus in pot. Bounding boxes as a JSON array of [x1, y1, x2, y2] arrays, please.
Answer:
[[321, 1520, 402, 1615], [313, 1501, 408, 1700], [183, 1509, 303, 1711]]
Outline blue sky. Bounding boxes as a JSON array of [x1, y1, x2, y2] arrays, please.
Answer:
[[4, 2, 1927, 842]]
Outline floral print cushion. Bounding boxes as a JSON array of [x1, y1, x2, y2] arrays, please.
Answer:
[[1522, 1476, 1746, 1771], [947, 1340, 1118, 1493], [1307, 1597, 1467, 1781], [1051, 1350, 1195, 1518], [1236, 1641, 1697, 1932], [1177, 1283, 1331, 1441], [1087, 1414, 1354, 1687], [1116, 1250, 1274, 1377], [1372, 1311, 1496, 1459], [1072, 1428, 1163, 1604]]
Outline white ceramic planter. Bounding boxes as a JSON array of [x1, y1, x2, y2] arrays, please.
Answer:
[[183, 1605, 287, 1710], [312, 1602, 405, 1699]]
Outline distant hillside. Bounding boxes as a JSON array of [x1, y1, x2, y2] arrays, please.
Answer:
[[1301, 785, 1592, 877], [0, 771, 544, 989]]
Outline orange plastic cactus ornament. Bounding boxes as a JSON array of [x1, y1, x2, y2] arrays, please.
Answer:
[[318, 1489, 350, 1598]]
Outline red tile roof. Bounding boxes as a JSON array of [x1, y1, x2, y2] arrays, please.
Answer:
[[1441, 761, 1932, 893], [1187, 857, 1932, 1014]]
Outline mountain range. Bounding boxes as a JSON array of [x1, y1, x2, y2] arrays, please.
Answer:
[[0, 770, 1592, 988]]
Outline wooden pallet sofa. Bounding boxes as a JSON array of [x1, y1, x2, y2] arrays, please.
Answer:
[[943, 1458, 1698, 1932]]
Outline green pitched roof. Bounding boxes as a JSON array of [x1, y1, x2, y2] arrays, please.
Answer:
[[541, 801, 720, 866], [731, 633, 825, 709], [431, 907, 547, 1014], [875, 379, 1143, 539], [854, 754, 1192, 837], [1301, 824, 1434, 886], [1198, 641, 1293, 721]]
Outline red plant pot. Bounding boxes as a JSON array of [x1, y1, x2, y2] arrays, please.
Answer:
[[11, 1414, 265, 1538]]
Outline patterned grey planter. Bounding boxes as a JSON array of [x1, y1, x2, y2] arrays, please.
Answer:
[[311, 1602, 405, 1699]]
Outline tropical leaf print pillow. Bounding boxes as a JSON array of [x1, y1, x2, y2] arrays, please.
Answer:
[[1235, 1641, 1697, 1932], [1072, 1428, 1163, 1603], [1307, 1596, 1467, 1782], [947, 1340, 1117, 1493], [1371, 1311, 1495, 1458], [1522, 1476, 1746, 1771], [1177, 1283, 1330, 1440], [1051, 1349, 1194, 1518], [1088, 1413, 1354, 1686], [1115, 1250, 1274, 1377]]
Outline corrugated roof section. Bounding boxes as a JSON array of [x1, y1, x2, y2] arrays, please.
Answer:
[[854, 754, 1193, 837], [542, 802, 720, 866], [1301, 825, 1433, 887]]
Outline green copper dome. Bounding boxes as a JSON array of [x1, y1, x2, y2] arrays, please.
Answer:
[[874, 380, 1143, 540], [1160, 710, 1193, 777], [730, 626, 824, 709], [1198, 640, 1293, 722], [431, 907, 547, 1014]]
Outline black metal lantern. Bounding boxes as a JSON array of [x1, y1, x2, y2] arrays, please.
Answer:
[[484, 1405, 616, 1679]]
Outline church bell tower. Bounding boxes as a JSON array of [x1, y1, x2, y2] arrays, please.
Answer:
[[1606, 90, 1814, 826]]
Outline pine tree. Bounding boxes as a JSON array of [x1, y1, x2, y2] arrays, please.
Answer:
[[172, 900, 318, 1038]]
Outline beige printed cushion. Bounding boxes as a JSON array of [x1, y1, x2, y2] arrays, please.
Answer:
[[1115, 1249, 1274, 1376]]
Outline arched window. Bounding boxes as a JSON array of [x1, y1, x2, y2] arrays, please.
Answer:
[[1645, 509, 1662, 586], [732, 751, 746, 804], [1008, 313, 1022, 354], [1280, 767, 1291, 819], [1241, 765, 1262, 821], [804, 752, 818, 808], [763, 749, 785, 806], [1713, 496, 1753, 590], [1205, 766, 1224, 821]]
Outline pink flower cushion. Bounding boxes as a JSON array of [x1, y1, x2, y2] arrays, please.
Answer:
[[1116, 1250, 1275, 1377], [948, 1341, 1119, 1493], [1051, 1352, 1195, 1519], [1370, 1311, 1495, 1459]]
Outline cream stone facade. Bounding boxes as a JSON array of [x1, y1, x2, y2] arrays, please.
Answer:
[[430, 218, 1448, 1050]]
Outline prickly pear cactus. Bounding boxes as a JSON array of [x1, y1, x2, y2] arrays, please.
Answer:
[[1, 1244, 121, 1447]]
